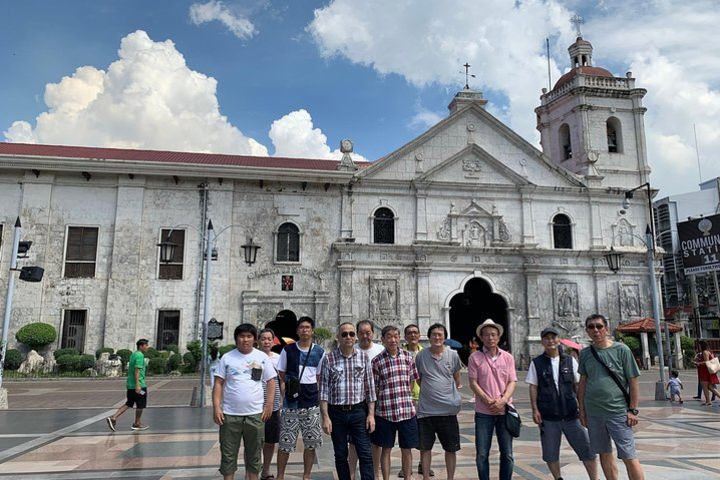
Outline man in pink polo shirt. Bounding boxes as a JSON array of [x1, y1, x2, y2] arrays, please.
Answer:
[[467, 319, 517, 480]]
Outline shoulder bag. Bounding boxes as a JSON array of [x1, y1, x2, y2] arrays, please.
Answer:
[[286, 344, 314, 400], [706, 355, 720, 375], [589, 345, 630, 407], [483, 351, 522, 438]]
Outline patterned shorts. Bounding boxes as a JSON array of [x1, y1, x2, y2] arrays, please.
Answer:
[[279, 406, 323, 452]]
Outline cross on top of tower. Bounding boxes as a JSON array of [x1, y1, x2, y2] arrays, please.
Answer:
[[570, 14, 584, 37], [461, 62, 476, 90]]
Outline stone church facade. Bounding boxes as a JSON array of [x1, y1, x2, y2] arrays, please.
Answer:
[[0, 37, 658, 362]]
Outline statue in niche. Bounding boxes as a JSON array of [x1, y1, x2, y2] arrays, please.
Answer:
[[618, 220, 633, 247], [553, 281, 578, 318], [370, 279, 398, 321], [621, 285, 641, 318], [465, 222, 486, 246], [437, 217, 452, 241]]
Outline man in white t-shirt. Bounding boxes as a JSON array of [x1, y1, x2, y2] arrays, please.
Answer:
[[213, 323, 277, 480], [526, 326, 597, 480]]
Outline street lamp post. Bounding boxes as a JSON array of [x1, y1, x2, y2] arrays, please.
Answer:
[[0, 218, 22, 395], [605, 182, 667, 401], [158, 221, 260, 408]]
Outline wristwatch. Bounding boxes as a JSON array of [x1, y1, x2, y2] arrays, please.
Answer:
[[627, 408, 639, 415]]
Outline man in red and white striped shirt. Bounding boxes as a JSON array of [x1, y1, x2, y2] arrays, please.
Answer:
[[371, 325, 419, 480]]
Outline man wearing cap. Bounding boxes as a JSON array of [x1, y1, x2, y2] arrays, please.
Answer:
[[526, 327, 597, 480], [467, 319, 517, 480]]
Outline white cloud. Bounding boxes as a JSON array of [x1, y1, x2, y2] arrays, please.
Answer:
[[189, 1, 257, 40], [3, 30, 268, 156], [269, 109, 368, 162], [409, 107, 444, 131], [308, 0, 575, 143], [308, 0, 720, 196]]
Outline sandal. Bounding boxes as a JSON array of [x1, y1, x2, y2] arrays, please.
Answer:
[[261, 475, 275, 480]]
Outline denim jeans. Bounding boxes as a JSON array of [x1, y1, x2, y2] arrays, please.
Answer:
[[329, 407, 374, 480], [474, 412, 514, 480]]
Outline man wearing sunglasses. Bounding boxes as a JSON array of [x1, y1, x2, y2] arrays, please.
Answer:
[[578, 314, 644, 480], [319, 322, 377, 480]]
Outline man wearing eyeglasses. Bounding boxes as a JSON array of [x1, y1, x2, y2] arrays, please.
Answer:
[[319, 322, 377, 480], [578, 314, 644, 480]]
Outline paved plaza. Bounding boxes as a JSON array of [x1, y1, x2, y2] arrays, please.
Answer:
[[1, 371, 719, 479]]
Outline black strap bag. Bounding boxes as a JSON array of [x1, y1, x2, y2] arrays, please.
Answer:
[[286, 344, 313, 400], [483, 351, 522, 438], [589, 345, 630, 407]]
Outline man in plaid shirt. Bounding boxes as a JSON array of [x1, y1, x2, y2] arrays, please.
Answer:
[[371, 325, 419, 480], [319, 322, 377, 480]]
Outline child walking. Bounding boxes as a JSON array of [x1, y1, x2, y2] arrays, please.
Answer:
[[667, 370, 683, 404]]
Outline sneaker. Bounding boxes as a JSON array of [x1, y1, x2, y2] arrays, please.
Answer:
[[106, 417, 116, 432], [131, 424, 149, 431], [398, 471, 404, 478]]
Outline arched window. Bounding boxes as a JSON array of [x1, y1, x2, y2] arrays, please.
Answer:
[[373, 207, 395, 244], [552, 214, 573, 249], [606, 117, 622, 153], [276, 223, 300, 262], [559, 124, 572, 160]]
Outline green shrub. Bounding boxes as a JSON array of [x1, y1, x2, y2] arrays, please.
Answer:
[[144, 347, 160, 359], [95, 347, 114, 359], [116, 349, 132, 367], [15, 323, 57, 351], [183, 352, 197, 371], [54, 348, 79, 360], [77, 354, 96, 371], [148, 357, 167, 374], [166, 344, 179, 354], [186, 340, 203, 364], [167, 353, 183, 372], [621, 335, 641, 355], [219, 344, 236, 356], [159, 350, 171, 360], [57, 355, 80, 373], [3, 349, 22, 370], [314, 327, 332, 342]]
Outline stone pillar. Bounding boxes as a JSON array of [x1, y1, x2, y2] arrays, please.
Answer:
[[674, 333, 683, 369], [415, 187, 428, 241], [590, 201, 604, 249], [640, 331, 650, 369], [338, 255, 354, 322], [104, 177, 146, 349], [340, 185, 354, 239], [524, 266, 541, 356], [415, 265, 431, 335], [520, 187, 536, 246]]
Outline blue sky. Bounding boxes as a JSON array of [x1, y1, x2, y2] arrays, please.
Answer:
[[1, 1, 718, 198]]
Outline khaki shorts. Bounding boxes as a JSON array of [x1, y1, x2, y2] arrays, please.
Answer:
[[219, 413, 265, 475]]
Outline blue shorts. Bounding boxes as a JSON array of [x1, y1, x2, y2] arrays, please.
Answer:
[[371, 415, 419, 449], [587, 415, 637, 460]]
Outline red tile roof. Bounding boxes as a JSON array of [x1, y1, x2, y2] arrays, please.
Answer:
[[616, 318, 683, 334], [0, 142, 370, 172], [553, 66, 614, 90]]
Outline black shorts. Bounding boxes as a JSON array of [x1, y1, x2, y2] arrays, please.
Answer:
[[125, 388, 147, 409], [265, 410, 280, 444], [418, 415, 460, 452]]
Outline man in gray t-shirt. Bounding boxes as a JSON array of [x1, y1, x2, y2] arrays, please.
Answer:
[[415, 323, 463, 480]]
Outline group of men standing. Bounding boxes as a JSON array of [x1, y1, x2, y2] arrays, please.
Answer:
[[114, 311, 646, 480]]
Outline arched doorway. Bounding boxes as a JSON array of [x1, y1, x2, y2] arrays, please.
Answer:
[[265, 310, 298, 342], [449, 277, 510, 363]]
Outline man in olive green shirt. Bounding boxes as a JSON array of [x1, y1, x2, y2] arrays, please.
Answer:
[[578, 314, 644, 480], [107, 339, 150, 432]]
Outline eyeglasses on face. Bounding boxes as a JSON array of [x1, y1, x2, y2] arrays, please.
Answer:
[[586, 323, 605, 330], [340, 331, 356, 338]]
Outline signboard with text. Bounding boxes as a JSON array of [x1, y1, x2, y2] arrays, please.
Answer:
[[678, 213, 720, 275]]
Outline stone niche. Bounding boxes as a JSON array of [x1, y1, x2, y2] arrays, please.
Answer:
[[369, 277, 399, 328]]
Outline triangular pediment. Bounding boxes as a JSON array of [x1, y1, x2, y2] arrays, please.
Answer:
[[358, 102, 584, 188], [458, 199, 493, 218], [416, 144, 531, 186]]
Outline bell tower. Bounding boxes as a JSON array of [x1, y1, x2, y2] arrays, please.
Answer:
[[535, 36, 650, 189]]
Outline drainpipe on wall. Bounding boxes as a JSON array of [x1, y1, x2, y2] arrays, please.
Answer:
[[194, 183, 209, 340]]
